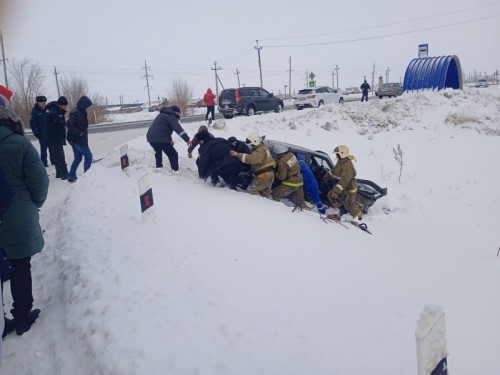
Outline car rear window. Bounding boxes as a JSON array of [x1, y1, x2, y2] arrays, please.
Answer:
[[298, 89, 313, 94], [220, 90, 235, 100]]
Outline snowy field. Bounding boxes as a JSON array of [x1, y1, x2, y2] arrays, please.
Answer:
[[2, 86, 500, 374]]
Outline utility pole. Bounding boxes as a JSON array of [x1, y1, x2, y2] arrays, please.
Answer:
[[334, 64, 340, 90], [287, 56, 293, 98], [331, 70, 335, 89], [0, 31, 9, 88], [53, 66, 61, 97], [234, 68, 241, 88], [371, 63, 376, 94], [142, 60, 152, 108], [254, 40, 263, 87], [212, 61, 222, 98], [305, 70, 309, 88], [386, 67, 391, 84]]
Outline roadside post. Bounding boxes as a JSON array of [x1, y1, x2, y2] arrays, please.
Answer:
[[416, 305, 448, 375], [120, 144, 130, 177], [138, 175, 156, 223]]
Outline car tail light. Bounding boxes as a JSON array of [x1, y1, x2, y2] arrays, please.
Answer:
[[307, 95, 316, 99], [235, 89, 241, 103]]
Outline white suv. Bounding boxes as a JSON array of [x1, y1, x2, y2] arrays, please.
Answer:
[[295, 86, 344, 110], [475, 79, 489, 88]]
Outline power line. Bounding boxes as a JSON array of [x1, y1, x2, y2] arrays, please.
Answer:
[[259, 2, 500, 41], [263, 14, 500, 48]]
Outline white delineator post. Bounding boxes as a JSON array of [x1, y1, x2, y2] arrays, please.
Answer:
[[138, 175, 156, 223], [416, 305, 449, 375], [120, 144, 130, 177]]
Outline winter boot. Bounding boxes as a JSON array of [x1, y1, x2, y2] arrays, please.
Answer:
[[14, 308, 41, 336], [2, 316, 15, 339]]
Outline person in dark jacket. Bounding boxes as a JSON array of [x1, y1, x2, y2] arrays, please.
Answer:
[[66, 95, 93, 183], [29, 95, 50, 166], [45, 96, 69, 179], [0, 92, 15, 345], [195, 131, 242, 189], [0, 105, 49, 336], [146, 105, 191, 171], [228, 136, 251, 154], [187, 125, 214, 159], [360, 80, 370, 102]]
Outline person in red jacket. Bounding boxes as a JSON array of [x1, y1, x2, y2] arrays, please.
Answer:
[[203, 88, 216, 124]]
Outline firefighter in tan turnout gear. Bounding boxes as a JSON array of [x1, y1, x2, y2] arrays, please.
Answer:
[[271, 143, 306, 210], [323, 145, 363, 220], [230, 132, 276, 198]]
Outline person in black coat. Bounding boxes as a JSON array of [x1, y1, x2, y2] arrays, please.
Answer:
[[67, 95, 93, 182], [228, 136, 251, 154], [44, 96, 69, 179], [360, 80, 370, 102], [146, 106, 191, 171], [187, 125, 214, 159], [29, 96, 50, 166], [196, 131, 243, 190]]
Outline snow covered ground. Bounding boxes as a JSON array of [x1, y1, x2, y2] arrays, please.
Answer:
[[2, 86, 500, 374]]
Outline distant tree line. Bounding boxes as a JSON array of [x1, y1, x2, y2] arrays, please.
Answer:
[[4, 58, 194, 128]]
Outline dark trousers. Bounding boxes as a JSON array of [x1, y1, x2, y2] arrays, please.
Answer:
[[205, 106, 215, 121], [217, 164, 241, 189], [37, 137, 51, 166], [149, 142, 179, 171], [361, 92, 369, 102], [8, 257, 33, 320], [48, 144, 69, 178]]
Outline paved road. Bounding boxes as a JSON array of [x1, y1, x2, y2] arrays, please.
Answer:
[[28, 98, 361, 139]]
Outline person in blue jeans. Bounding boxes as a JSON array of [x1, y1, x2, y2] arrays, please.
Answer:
[[66, 95, 93, 183], [297, 154, 326, 215]]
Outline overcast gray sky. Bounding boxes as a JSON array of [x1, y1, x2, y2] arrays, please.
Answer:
[[2, 0, 499, 105]]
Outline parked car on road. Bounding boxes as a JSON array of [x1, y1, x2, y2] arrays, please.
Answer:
[[294, 86, 344, 110], [475, 79, 489, 88], [344, 87, 361, 95], [218, 87, 284, 119], [375, 83, 403, 98]]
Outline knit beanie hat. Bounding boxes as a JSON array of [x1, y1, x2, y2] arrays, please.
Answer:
[[36, 95, 47, 103], [57, 96, 69, 105], [0, 85, 13, 107], [195, 130, 211, 142]]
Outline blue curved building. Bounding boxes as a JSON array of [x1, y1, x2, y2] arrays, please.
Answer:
[[403, 55, 463, 92]]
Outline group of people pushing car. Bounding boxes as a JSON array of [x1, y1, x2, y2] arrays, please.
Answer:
[[146, 106, 363, 221]]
